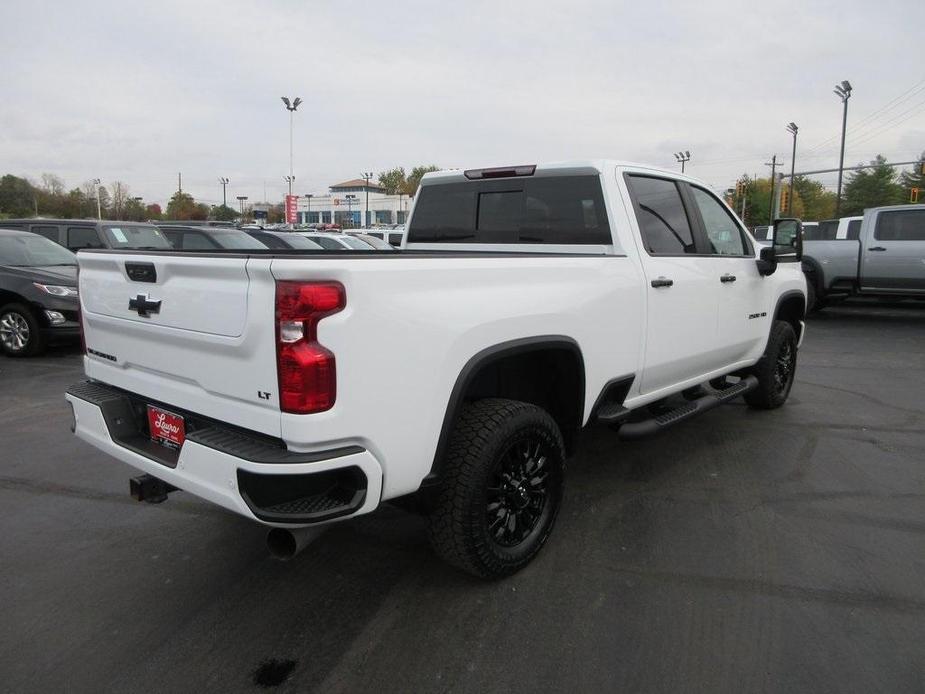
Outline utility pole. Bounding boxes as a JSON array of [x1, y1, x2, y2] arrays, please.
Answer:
[[92, 178, 102, 220], [765, 155, 780, 225], [786, 123, 798, 214], [833, 80, 852, 217], [361, 172, 373, 228], [219, 177, 229, 207], [178, 172, 182, 195], [674, 151, 691, 173]]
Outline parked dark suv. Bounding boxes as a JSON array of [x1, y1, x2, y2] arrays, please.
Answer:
[[3, 218, 171, 252], [0, 228, 80, 356]]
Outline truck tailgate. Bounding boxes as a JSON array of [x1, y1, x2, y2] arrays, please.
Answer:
[[78, 252, 282, 437]]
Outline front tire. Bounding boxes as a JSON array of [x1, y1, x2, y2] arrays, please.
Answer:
[[0, 303, 46, 357], [744, 320, 797, 410], [427, 398, 565, 579]]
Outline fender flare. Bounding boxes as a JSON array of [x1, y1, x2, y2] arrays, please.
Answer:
[[800, 256, 826, 296], [420, 335, 585, 488]]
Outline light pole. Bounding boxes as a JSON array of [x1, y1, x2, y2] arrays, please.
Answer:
[[284, 175, 295, 196], [280, 96, 302, 196], [361, 172, 373, 228], [346, 194, 356, 228], [786, 123, 798, 214], [833, 80, 852, 217], [219, 177, 229, 207], [91, 178, 102, 220], [674, 151, 691, 173], [304, 194, 313, 224]]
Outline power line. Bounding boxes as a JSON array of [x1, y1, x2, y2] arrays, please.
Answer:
[[807, 78, 925, 151]]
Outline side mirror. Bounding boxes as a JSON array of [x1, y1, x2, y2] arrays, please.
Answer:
[[772, 218, 802, 262], [757, 246, 777, 276]]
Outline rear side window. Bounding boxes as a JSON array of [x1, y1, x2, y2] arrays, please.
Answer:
[[625, 175, 696, 255], [31, 225, 60, 242], [874, 210, 925, 241], [846, 219, 862, 240], [67, 226, 103, 249], [407, 175, 611, 244]]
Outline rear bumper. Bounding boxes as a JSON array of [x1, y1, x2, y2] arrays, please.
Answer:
[[65, 381, 383, 526]]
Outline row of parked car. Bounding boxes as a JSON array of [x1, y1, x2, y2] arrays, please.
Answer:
[[0, 218, 403, 357]]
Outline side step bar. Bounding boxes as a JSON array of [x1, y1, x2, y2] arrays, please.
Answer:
[[617, 376, 758, 440]]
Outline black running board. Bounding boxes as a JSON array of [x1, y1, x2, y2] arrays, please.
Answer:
[[617, 375, 758, 440]]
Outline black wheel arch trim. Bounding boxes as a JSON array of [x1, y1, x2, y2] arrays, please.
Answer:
[[420, 335, 585, 488], [772, 290, 807, 344]]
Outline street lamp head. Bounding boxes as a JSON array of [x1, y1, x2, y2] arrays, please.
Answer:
[[787, 122, 798, 135], [841, 80, 852, 92], [292, 97, 302, 109], [684, 151, 691, 159], [281, 97, 290, 108]]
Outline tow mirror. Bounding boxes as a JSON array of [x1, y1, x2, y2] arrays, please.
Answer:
[[772, 218, 802, 262], [756, 246, 777, 276]]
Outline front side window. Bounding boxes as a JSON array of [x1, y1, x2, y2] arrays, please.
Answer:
[[67, 227, 103, 249], [626, 175, 696, 255], [874, 209, 925, 241], [690, 187, 747, 256]]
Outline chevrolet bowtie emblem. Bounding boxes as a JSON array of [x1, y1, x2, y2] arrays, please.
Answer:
[[128, 293, 162, 317]]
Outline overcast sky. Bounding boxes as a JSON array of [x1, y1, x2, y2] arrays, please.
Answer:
[[1, 0, 922, 207]]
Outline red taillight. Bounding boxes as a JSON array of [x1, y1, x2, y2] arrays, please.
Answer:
[[275, 281, 345, 414]]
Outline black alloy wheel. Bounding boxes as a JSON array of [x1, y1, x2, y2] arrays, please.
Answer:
[[486, 438, 553, 548]]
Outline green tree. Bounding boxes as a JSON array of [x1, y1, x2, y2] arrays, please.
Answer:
[[841, 155, 904, 216], [407, 165, 440, 196], [378, 167, 407, 195], [0, 174, 37, 216], [165, 191, 208, 220], [792, 176, 836, 221], [210, 204, 238, 221], [898, 151, 924, 204], [123, 197, 147, 222]]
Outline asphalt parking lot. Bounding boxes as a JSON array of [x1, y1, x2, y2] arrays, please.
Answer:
[[1, 301, 923, 693]]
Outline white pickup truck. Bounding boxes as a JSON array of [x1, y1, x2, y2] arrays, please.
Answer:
[[66, 161, 807, 579]]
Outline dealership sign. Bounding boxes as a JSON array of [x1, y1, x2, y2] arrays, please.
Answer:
[[285, 194, 299, 224]]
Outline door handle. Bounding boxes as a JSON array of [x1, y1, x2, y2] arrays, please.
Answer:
[[720, 274, 737, 283], [650, 277, 673, 288], [868, 246, 887, 252]]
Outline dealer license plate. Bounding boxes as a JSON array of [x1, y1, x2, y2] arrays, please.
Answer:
[[147, 405, 185, 450]]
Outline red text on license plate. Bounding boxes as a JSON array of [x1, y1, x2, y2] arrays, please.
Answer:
[[147, 405, 185, 449]]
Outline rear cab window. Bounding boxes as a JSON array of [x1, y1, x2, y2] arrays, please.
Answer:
[[407, 175, 611, 245]]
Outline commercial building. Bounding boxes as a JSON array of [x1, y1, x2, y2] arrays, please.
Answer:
[[294, 178, 411, 227]]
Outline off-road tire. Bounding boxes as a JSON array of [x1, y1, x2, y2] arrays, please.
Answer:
[[0, 303, 45, 357], [744, 320, 797, 410], [426, 398, 565, 579]]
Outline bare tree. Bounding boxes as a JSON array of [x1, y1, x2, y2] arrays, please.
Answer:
[[40, 173, 65, 196], [109, 181, 130, 220]]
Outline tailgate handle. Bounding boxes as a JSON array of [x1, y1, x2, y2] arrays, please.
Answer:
[[125, 262, 157, 283]]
